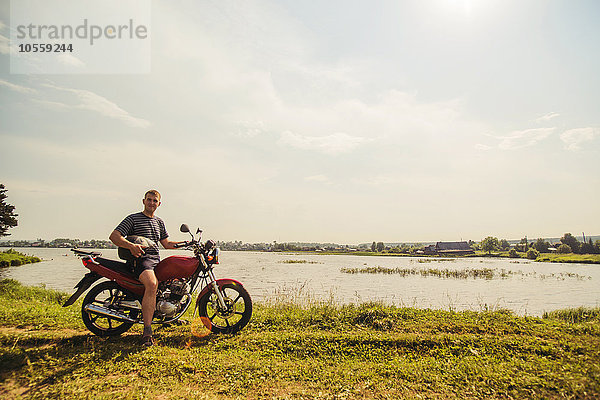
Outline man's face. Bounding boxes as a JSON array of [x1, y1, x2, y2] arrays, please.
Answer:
[[143, 194, 161, 214]]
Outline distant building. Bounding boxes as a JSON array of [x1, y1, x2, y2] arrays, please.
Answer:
[[424, 241, 474, 256]]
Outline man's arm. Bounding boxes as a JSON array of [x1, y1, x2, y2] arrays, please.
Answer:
[[109, 230, 145, 257], [160, 238, 184, 249]]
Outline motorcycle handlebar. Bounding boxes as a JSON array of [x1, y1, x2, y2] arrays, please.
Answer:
[[174, 241, 189, 249]]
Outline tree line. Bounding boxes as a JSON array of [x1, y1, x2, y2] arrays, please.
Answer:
[[1, 184, 598, 256], [480, 233, 599, 254]]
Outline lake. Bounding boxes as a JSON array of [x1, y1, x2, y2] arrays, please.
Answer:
[[1, 248, 598, 316]]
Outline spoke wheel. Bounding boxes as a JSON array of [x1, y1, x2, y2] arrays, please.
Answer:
[[197, 283, 252, 334], [81, 281, 139, 337]]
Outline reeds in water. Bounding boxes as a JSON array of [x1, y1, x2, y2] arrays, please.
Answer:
[[340, 266, 591, 281], [340, 266, 496, 279]]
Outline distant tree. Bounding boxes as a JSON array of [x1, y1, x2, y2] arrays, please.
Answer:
[[557, 244, 572, 254], [376, 242, 385, 252], [481, 236, 499, 254], [410, 244, 424, 254], [0, 184, 18, 237], [560, 233, 580, 254], [526, 248, 540, 260], [580, 239, 596, 254], [508, 248, 519, 258], [515, 237, 528, 252], [371, 242, 376, 252], [533, 238, 550, 253], [499, 239, 511, 251]]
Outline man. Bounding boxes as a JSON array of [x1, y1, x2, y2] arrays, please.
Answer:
[[109, 189, 182, 347]]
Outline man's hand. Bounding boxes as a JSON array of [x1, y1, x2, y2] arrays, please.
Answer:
[[110, 230, 147, 257], [129, 242, 146, 258], [160, 238, 185, 250]]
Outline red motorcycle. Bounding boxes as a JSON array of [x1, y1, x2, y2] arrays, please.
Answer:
[[63, 224, 252, 336]]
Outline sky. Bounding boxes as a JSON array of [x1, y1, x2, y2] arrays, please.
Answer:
[[0, 0, 599, 244]]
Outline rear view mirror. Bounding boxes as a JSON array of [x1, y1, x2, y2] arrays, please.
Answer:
[[180, 224, 190, 233]]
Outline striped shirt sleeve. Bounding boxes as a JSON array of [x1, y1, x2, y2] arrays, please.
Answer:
[[115, 214, 135, 237]]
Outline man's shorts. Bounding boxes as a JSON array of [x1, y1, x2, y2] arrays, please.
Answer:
[[133, 254, 160, 278]]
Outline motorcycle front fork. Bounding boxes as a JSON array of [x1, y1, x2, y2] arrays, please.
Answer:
[[206, 269, 228, 310]]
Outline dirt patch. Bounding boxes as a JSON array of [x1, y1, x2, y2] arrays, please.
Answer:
[[0, 379, 29, 399], [0, 326, 83, 337]]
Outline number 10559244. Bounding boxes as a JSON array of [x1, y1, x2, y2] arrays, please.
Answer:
[[18, 43, 73, 52]]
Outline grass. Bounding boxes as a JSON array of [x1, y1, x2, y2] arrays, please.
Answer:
[[0, 249, 41, 268], [1, 279, 600, 399], [536, 253, 600, 264], [543, 307, 600, 324]]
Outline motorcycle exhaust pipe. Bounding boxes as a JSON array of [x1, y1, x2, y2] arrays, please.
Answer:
[[83, 303, 141, 324]]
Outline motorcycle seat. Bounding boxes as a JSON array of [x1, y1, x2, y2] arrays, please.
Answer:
[[96, 257, 136, 278]]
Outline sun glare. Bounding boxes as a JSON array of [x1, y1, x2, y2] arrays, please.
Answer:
[[446, 0, 473, 17]]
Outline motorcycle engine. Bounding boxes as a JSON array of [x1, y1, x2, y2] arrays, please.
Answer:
[[156, 279, 191, 318]]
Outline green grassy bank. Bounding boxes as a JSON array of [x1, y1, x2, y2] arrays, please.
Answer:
[[1, 279, 599, 399], [0, 249, 41, 268], [536, 253, 600, 264]]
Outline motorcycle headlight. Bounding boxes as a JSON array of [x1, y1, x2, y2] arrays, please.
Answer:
[[207, 248, 220, 264]]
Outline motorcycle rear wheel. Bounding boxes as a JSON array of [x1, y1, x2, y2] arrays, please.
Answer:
[[81, 281, 139, 337], [197, 282, 252, 334]]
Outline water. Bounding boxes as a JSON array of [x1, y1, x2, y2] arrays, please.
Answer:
[[2, 248, 599, 316]]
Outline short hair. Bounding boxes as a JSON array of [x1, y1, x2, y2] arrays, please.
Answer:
[[144, 189, 161, 200]]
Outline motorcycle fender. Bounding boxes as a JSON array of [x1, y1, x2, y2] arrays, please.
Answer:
[[196, 279, 244, 303], [62, 272, 101, 307]]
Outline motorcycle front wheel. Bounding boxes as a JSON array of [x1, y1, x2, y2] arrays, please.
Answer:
[[81, 281, 139, 337], [197, 282, 252, 334]]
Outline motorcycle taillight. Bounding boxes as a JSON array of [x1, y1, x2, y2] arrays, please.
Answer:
[[82, 257, 96, 267]]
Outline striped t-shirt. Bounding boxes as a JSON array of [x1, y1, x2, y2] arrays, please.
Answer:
[[115, 212, 168, 255]]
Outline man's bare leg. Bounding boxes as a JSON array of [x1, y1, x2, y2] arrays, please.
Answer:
[[139, 269, 158, 343]]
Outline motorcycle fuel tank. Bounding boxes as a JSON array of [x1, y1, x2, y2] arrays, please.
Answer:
[[155, 256, 200, 281]]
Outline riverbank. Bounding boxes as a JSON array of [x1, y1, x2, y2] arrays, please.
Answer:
[[291, 250, 600, 264], [1, 280, 599, 399], [0, 249, 41, 268]]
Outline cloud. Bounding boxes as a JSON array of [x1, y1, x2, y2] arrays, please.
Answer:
[[30, 99, 71, 110], [352, 175, 399, 187], [497, 128, 554, 150], [278, 131, 371, 155], [57, 54, 85, 67], [474, 143, 492, 151], [560, 128, 599, 151], [0, 33, 9, 55], [535, 112, 560, 123], [235, 120, 266, 138], [304, 174, 331, 184], [0, 79, 37, 94], [42, 84, 151, 128]]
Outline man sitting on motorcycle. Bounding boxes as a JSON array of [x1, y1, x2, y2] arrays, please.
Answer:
[[109, 189, 183, 347]]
